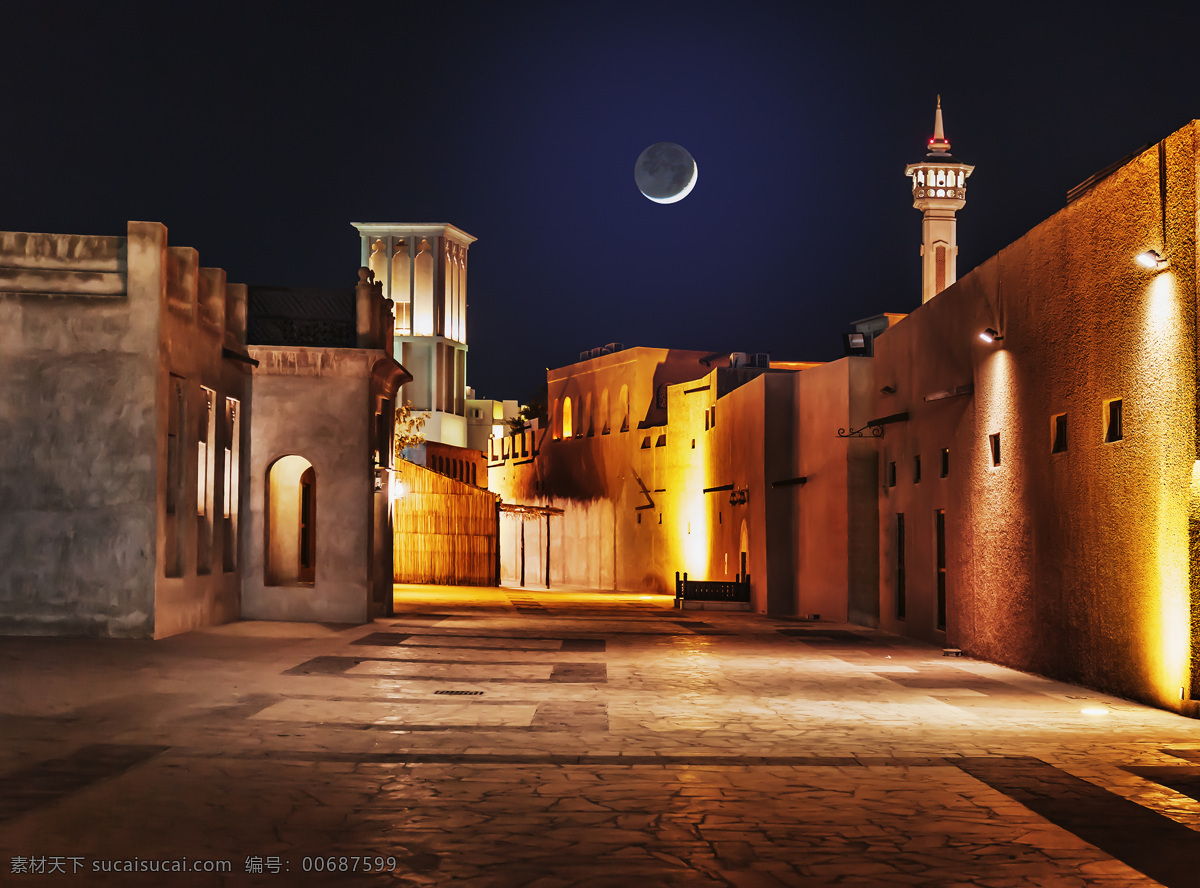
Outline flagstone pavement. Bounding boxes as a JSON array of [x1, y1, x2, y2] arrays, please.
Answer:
[[2, 584, 1199, 887]]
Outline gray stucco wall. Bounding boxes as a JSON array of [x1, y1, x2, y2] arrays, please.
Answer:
[[242, 347, 381, 624], [0, 225, 160, 636]]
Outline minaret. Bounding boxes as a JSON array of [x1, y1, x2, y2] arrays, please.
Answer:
[[905, 97, 974, 303]]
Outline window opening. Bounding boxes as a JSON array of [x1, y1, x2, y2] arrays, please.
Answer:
[[896, 514, 906, 620], [1052, 413, 1067, 453], [989, 433, 1001, 467], [935, 509, 947, 631], [1105, 399, 1123, 443]]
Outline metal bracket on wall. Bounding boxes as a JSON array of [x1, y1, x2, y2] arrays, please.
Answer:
[[837, 412, 909, 439], [924, 383, 974, 402], [631, 467, 655, 510]]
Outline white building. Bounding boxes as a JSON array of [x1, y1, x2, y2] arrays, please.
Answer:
[[353, 223, 475, 446]]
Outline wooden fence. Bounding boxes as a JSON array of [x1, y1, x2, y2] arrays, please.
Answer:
[[393, 459, 498, 585]]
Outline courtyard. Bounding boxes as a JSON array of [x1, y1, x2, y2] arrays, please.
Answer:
[[1, 585, 1198, 886]]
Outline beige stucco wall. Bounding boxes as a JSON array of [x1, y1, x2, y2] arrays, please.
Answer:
[[0, 222, 251, 638], [243, 347, 391, 624], [491, 347, 877, 616], [792, 358, 878, 624], [0, 226, 159, 636], [490, 347, 718, 593], [873, 121, 1199, 711], [152, 235, 252, 638]]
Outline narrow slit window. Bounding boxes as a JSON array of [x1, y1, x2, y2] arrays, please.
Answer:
[[896, 513, 906, 620], [940, 448, 950, 478], [1051, 413, 1067, 453], [913, 455, 922, 484], [887, 461, 897, 487], [1105, 399, 1123, 443], [989, 433, 1001, 467], [935, 509, 946, 631]]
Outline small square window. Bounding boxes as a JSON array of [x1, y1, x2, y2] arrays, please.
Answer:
[[940, 448, 950, 478], [1051, 413, 1067, 453], [913, 455, 922, 484], [1105, 399, 1123, 443], [989, 433, 1001, 467]]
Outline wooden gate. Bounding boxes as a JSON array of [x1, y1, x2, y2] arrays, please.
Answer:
[[393, 459, 498, 585]]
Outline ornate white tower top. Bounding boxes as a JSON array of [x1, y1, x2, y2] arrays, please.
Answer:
[[904, 97, 974, 303]]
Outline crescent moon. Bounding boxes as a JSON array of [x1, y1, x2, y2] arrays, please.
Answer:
[[646, 161, 698, 204], [634, 142, 698, 204]]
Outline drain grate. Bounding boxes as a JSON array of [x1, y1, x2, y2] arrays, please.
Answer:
[[434, 690, 484, 696]]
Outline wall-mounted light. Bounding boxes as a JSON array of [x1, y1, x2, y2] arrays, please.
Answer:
[[979, 327, 1004, 344], [1136, 249, 1168, 270]]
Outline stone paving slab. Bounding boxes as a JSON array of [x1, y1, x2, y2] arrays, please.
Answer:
[[0, 584, 1198, 886]]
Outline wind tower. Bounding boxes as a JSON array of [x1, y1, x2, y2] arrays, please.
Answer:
[[352, 223, 476, 446], [905, 97, 974, 303]]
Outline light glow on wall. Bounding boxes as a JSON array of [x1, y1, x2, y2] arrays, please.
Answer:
[[1140, 270, 1191, 707], [678, 401, 710, 577]]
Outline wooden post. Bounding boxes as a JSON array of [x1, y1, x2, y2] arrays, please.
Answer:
[[520, 517, 526, 587], [545, 513, 551, 589], [493, 500, 500, 586]]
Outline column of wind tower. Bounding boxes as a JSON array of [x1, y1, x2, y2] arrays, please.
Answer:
[[905, 97, 974, 303]]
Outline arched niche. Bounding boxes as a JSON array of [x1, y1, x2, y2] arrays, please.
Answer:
[[562, 396, 574, 439], [265, 454, 316, 586], [619, 385, 630, 432], [391, 241, 411, 334], [368, 240, 388, 292], [413, 238, 434, 336], [599, 388, 610, 434]]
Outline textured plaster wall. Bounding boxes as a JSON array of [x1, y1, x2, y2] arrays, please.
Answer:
[[791, 358, 878, 624], [152, 244, 250, 638], [0, 226, 159, 636], [243, 347, 381, 624], [873, 121, 1199, 711]]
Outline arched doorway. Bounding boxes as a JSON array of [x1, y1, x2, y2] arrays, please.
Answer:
[[265, 455, 316, 586]]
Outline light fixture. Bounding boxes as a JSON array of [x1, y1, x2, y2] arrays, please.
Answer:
[[1137, 250, 1168, 270], [979, 327, 1004, 344]]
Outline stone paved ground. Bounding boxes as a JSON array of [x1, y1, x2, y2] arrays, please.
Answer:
[[2, 585, 1199, 887]]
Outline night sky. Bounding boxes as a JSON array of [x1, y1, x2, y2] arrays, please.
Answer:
[[6, 2, 1199, 403]]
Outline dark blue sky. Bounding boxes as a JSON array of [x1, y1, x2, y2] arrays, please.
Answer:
[[6, 1, 1198, 402]]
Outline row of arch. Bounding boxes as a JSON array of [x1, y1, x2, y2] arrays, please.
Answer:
[[553, 385, 631, 440], [913, 168, 966, 189], [367, 237, 467, 342]]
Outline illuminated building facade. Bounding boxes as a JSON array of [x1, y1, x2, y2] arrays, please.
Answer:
[[242, 268, 408, 624], [0, 222, 408, 637], [487, 347, 880, 619], [876, 119, 1200, 714], [0, 222, 254, 638]]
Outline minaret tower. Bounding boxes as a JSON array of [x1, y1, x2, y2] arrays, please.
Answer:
[[905, 97, 974, 303]]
